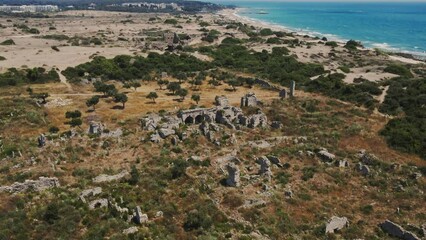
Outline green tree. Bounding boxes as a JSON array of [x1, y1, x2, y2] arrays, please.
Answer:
[[191, 94, 200, 104], [157, 79, 169, 90], [114, 93, 128, 109], [227, 79, 239, 91], [65, 110, 82, 119], [69, 118, 82, 128], [123, 81, 141, 91], [177, 88, 188, 101], [94, 82, 117, 97], [146, 92, 158, 103], [128, 165, 140, 185], [167, 82, 181, 94], [86, 95, 100, 111], [176, 72, 188, 83]]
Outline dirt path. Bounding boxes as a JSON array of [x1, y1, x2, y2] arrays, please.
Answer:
[[57, 70, 73, 91]]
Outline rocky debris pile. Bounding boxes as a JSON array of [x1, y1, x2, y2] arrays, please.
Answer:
[[325, 216, 349, 233], [265, 155, 283, 168], [44, 97, 72, 108], [380, 220, 421, 240], [242, 198, 267, 208], [0, 177, 59, 193], [141, 96, 268, 143], [79, 187, 102, 203], [226, 163, 241, 187], [89, 198, 108, 210], [141, 113, 162, 131], [241, 92, 260, 107], [357, 149, 379, 165], [248, 140, 272, 149], [122, 227, 138, 235], [93, 171, 129, 183]]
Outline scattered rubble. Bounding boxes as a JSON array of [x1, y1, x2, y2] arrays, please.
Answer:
[[93, 171, 129, 183], [122, 226, 138, 235], [0, 177, 59, 193], [79, 187, 102, 203], [89, 198, 108, 210]]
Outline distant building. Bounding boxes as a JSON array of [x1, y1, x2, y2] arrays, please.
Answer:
[[0, 5, 59, 13]]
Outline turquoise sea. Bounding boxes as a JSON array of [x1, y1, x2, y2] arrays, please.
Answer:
[[213, 1, 426, 59]]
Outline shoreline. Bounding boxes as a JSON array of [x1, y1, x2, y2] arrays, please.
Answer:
[[218, 8, 425, 65]]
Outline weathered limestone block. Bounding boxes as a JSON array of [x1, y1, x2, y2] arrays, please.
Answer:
[[88, 121, 104, 135], [158, 128, 175, 139], [380, 220, 421, 240], [317, 148, 336, 162], [226, 163, 241, 187], [150, 132, 162, 143], [248, 113, 268, 128], [133, 206, 149, 224], [241, 92, 259, 107], [122, 226, 138, 235], [215, 95, 229, 107], [325, 216, 349, 233], [257, 156, 272, 181], [356, 163, 370, 176]]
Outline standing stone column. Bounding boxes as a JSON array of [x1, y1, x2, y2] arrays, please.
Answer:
[[226, 163, 240, 187], [290, 81, 296, 97], [38, 134, 46, 147]]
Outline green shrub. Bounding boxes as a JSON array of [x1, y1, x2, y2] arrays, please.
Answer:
[[339, 66, 351, 73], [266, 37, 282, 44], [260, 28, 274, 36], [384, 64, 414, 78], [164, 19, 178, 25], [0, 39, 15, 45], [301, 167, 317, 181], [345, 40, 363, 50], [325, 41, 338, 47]]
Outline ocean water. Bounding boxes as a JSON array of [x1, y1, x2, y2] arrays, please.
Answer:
[[217, 1, 426, 58]]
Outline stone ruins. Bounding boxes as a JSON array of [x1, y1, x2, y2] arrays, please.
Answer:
[[141, 95, 269, 144], [0, 177, 60, 193]]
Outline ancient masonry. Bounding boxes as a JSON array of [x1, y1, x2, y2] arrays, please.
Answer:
[[141, 94, 270, 143]]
